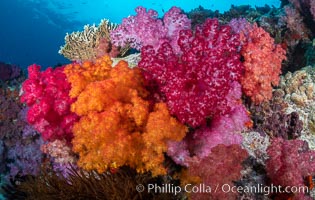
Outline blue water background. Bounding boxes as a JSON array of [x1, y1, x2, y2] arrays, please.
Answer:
[[0, 0, 280, 69]]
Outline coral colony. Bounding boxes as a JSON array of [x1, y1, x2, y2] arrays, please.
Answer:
[[1, 1, 315, 199]]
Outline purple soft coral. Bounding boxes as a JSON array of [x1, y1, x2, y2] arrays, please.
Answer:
[[7, 136, 44, 178]]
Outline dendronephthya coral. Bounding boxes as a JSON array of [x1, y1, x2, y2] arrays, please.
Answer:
[[64, 55, 187, 176], [59, 19, 129, 61]]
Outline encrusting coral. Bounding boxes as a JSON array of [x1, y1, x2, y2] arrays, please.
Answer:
[[246, 90, 303, 140], [65, 55, 187, 176], [279, 66, 315, 136]]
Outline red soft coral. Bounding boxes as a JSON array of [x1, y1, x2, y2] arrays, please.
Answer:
[[266, 138, 315, 200], [240, 23, 286, 104], [139, 18, 244, 127], [21, 65, 78, 142], [183, 144, 248, 200]]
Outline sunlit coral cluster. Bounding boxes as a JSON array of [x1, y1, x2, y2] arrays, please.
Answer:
[[5, 3, 315, 200]]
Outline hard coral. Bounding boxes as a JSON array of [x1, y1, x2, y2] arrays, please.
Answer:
[[68, 56, 187, 176], [110, 6, 191, 54], [279, 66, 315, 135], [59, 19, 127, 62], [139, 18, 243, 127], [20, 65, 78, 142], [240, 23, 286, 104]]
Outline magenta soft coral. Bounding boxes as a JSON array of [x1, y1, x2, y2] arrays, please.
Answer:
[[21, 65, 78, 142], [167, 85, 250, 166], [139, 18, 244, 127], [110, 6, 191, 54]]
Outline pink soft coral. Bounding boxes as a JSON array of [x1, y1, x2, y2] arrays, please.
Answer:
[[184, 144, 248, 200], [110, 6, 191, 54], [21, 65, 78, 142], [266, 138, 315, 200], [139, 18, 243, 127]]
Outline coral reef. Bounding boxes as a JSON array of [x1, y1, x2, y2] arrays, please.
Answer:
[[0, 73, 43, 182], [284, 0, 315, 36], [5, 4, 315, 200], [186, 4, 272, 28], [279, 0, 315, 72]]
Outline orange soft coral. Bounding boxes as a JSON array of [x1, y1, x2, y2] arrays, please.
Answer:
[[68, 55, 187, 176], [240, 24, 286, 104], [64, 55, 113, 98]]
